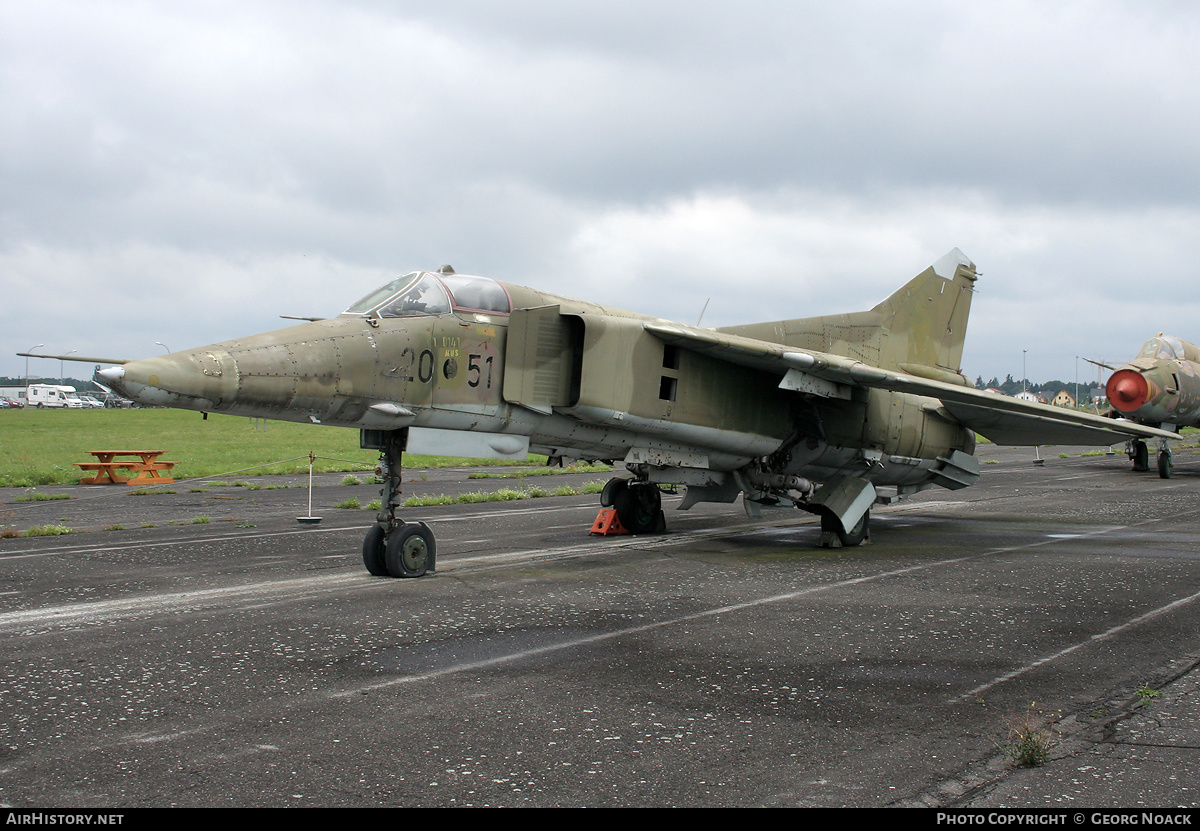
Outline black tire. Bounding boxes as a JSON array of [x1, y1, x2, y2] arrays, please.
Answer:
[[613, 481, 662, 534], [362, 523, 389, 577], [1133, 440, 1149, 472], [1158, 451, 1173, 479], [821, 510, 870, 546], [385, 522, 435, 578]]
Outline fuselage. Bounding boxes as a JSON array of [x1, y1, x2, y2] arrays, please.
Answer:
[[98, 268, 975, 490]]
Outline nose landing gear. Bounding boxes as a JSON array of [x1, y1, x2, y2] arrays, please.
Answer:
[[361, 428, 436, 578]]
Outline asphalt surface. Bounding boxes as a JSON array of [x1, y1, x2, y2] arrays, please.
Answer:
[[2, 442, 1200, 808]]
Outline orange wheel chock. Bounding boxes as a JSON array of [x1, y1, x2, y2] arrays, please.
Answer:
[[589, 508, 630, 536]]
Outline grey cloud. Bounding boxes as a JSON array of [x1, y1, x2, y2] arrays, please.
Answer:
[[2, 1, 1199, 384]]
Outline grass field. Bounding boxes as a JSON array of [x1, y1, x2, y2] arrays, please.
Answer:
[[0, 408, 545, 487]]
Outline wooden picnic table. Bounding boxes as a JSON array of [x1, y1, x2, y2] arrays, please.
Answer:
[[75, 450, 177, 485]]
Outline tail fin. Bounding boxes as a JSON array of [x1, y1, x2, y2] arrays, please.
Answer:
[[873, 248, 978, 376]]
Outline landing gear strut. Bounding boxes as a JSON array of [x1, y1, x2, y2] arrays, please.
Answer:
[[361, 428, 436, 578]]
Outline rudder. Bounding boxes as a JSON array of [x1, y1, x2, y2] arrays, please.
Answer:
[[872, 248, 978, 376]]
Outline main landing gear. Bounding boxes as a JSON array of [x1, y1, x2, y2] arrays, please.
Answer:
[[819, 509, 870, 547], [600, 477, 666, 534], [1128, 439, 1173, 479], [361, 429, 436, 578]]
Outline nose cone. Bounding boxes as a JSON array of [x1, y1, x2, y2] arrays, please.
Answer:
[[97, 350, 236, 411], [1107, 368, 1151, 413]]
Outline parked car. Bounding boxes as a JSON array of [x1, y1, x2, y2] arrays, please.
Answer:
[[78, 396, 105, 409]]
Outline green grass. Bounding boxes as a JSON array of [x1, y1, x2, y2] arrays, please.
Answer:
[[13, 491, 73, 502], [401, 480, 606, 508], [22, 524, 73, 537], [0, 408, 549, 487], [467, 462, 612, 479]]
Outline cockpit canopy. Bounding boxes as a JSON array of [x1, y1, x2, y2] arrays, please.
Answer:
[[1139, 334, 1186, 362], [344, 271, 511, 318]]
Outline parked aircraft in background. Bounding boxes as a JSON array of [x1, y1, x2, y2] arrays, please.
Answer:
[[1092, 334, 1200, 477], [22, 250, 1178, 577]]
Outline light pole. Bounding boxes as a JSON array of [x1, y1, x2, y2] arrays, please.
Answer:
[[60, 350, 76, 385], [25, 344, 43, 386], [1022, 349, 1027, 396], [1075, 355, 1080, 409]]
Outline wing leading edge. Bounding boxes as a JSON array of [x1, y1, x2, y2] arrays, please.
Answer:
[[643, 322, 1178, 446]]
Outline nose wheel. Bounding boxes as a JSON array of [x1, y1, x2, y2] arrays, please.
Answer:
[[1158, 450, 1173, 479], [1157, 436, 1174, 479]]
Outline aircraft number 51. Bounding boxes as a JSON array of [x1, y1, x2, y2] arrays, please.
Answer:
[[468, 354, 494, 388]]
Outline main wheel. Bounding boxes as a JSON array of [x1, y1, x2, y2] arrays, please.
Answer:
[[385, 522, 435, 578], [362, 523, 389, 576], [1132, 440, 1149, 472], [600, 477, 628, 508], [821, 510, 870, 546], [1158, 450, 1173, 479], [613, 481, 662, 534]]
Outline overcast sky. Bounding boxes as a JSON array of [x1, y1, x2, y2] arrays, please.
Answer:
[[3, 0, 1198, 388]]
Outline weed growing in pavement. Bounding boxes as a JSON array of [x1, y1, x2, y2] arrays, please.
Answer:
[[997, 702, 1056, 767], [1135, 683, 1163, 705]]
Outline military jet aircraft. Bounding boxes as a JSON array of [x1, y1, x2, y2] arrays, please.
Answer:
[[1091, 334, 1200, 477], [23, 249, 1177, 578]]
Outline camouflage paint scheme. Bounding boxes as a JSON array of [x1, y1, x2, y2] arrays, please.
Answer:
[[1104, 334, 1200, 477], [30, 250, 1178, 576]]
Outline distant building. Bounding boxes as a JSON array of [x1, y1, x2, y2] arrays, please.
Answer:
[[1051, 390, 1077, 408], [1014, 390, 1044, 404]]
